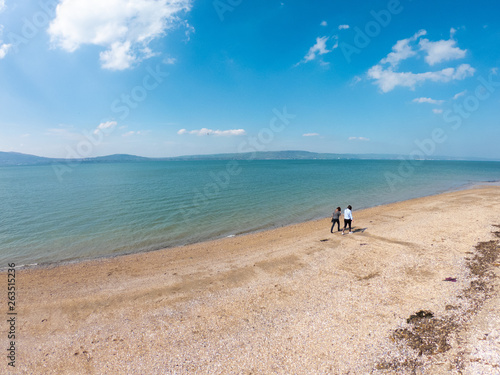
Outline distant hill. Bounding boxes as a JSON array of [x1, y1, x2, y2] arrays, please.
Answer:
[[91, 154, 150, 162], [0, 152, 148, 166], [0, 152, 57, 166], [158, 150, 402, 161], [0, 150, 497, 167]]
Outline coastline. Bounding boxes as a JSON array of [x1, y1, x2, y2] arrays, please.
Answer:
[[3, 185, 500, 373], [6, 179, 500, 272]]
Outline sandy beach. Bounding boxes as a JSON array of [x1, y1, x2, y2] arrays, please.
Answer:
[[3, 185, 500, 374]]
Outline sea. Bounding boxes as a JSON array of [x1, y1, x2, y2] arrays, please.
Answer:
[[1, 159, 499, 267]]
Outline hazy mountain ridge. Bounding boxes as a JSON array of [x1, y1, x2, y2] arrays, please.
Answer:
[[0, 152, 151, 166], [0, 152, 59, 166], [0, 151, 497, 166]]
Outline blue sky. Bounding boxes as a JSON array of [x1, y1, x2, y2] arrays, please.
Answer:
[[0, 0, 499, 159]]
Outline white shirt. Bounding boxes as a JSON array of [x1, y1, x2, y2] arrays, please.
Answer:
[[344, 208, 353, 220]]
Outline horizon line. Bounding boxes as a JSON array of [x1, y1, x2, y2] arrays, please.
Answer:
[[1, 150, 500, 163]]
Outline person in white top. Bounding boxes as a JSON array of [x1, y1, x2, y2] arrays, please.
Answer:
[[342, 205, 353, 235]]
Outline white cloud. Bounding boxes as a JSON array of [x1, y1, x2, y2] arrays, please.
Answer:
[[368, 31, 474, 92], [177, 128, 246, 136], [94, 121, 117, 135], [380, 29, 426, 67], [0, 25, 11, 59], [368, 63, 475, 93], [331, 35, 338, 49], [348, 137, 370, 141], [99, 41, 136, 70], [350, 75, 362, 86], [0, 0, 5, 12], [432, 109, 443, 114], [320, 21, 327, 27], [419, 38, 466, 66], [302, 36, 333, 63], [48, 0, 192, 70], [0, 42, 11, 59], [303, 133, 319, 137], [163, 56, 177, 65], [338, 24, 349, 30], [452, 90, 467, 100], [183, 21, 194, 41], [412, 97, 445, 105], [140, 46, 158, 60]]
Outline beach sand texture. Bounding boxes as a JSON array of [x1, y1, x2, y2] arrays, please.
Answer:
[[4, 186, 500, 374]]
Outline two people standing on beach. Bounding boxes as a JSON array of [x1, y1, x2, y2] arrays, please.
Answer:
[[331, 205, 354, 234]]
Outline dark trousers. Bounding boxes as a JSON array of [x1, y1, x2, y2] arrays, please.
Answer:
[[343, 219, 352, 231], [331, 219, 340, 232]]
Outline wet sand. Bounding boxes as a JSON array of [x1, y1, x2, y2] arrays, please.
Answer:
[[3, 186, 500, 374]]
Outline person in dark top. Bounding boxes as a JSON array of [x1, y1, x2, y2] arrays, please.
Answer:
[[331, 207, 342, 233]]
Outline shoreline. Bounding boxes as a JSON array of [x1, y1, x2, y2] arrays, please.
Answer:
[[5, 180, 499, 272], [4, 185, 500, 373]]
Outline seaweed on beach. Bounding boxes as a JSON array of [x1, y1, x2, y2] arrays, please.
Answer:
[[393, 310, 455, 356], [461, 239, 499, 315], [375, 225, 500, 373], [376, 308, 456, 373]]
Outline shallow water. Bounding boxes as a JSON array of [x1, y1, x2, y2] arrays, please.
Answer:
[[1, 159, 499, 265]]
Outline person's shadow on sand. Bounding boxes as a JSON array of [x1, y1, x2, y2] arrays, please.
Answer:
[[351, 228, 367, 233]]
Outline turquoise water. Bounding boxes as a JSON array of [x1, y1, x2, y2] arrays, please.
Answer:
[[1, 159, 499, 266]]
